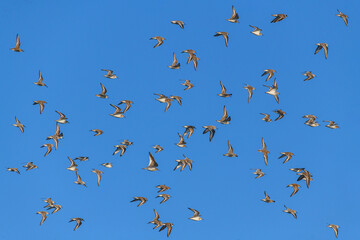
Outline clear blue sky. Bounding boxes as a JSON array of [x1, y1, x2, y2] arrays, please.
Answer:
[[0, 0, 359, 239]]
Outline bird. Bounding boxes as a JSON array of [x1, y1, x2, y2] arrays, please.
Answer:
[[47, 204, 62, 214], [258, 138, 269, 165], [243, 84, 255, 103], [92, 169, 103, 186], [264, 78, 279, 103], [283, 205, 297, 219], [66, 157, 78, 171], [314, 43, 329, 59], [121, 139, 133, 146], [181, 79, 193, 90], [287, 183, 300, 197], [182, 50, 199, 71], [170, 20, 184, 29], [113, 144, 127, 156], [23, 162, 38, 171], [260, 113, 272, 122], [176, 133, 186, 148], [7, 168, 20, 174], [69, 218, 84, 231], [156, 185, 170, 193], [190, 54, 199, 71], [262, 69, 276, 81], [118, 100, 133, 113], [327, 224, 339, 238], [218, 81, 232, 97], [148, 209, 163, 229], [226, 6, 239, 23], [297, 169, 312, 188], [101, 69, 117, 79], [43, 198, 55, 208], [188, 208, 203, 221], [271, 14, 287, 23], [323, 121, 339, 129], [289, 168, 305, 173], [150, 36, 165, 48], [40, 144, 53, 157], [101, 163, 113, 168], [159, 222, 174, 237], [7, 167, 20, 174], [46, 122, 63, 150], [90, 129, 103, 136], [249, 25, 263, 36], [303, 114, 318, 122], [303, 71, 315, 81], [183, 125, 196, 139], [174, 155, 193, 172], [13, 116, 25, 133], [336, 10, 348, 26], [153, 145, 164, 153], [74, 156, 89, 161], [273, 109, 286, 121], [130, 197, 147, 207], [278, 152, 294, 164], [303, 115, 320, 127], [217, 105, 231, 124], [96, 83, 108, 99], [214, 32, 229, 47], [261, 191, 275, 203], [224, 140, 238, 157], [168, 52, 180, 69], [154, 94, 173, 112], [10, 34, 23, 52], [74, 171, 86, 187], [170, 95, 182, 105], [55, 111, 69, 124], [156, 194, 171, 204], [143, 152, 159, 171], [109, 104, 124, 118], [252, 169, 265, 179], [34, 70, 47, 87], [37, 211, 49, 225], [33, 100, 47, 114], [203, 126, 216, 142]]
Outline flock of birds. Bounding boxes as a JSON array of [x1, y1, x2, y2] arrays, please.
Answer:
[[7, 4, 348, 238]]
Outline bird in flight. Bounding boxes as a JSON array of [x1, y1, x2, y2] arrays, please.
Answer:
[[37, 211, 49, 225], [10, 34, 23, 52], [283, 205, 297, 219], [226, 6, 239, 23], [258, 138, 269, 165], [249, 25, 263, 36], [224, 140, 238, 157], [143, 152, 159, 171], [168, 52, 180, 69], [69, 218, 84, 231], [188, 208, 203, 221], [34, 70, 47, 87], [271, 14, 287, 23], [131, 197, 147, 207], [101, 69, 117, 79], [13, 116, 25, 133], [314, 43, 329, 59], [214, 32, 229, 47], [218, 81, 232, 97], [327, 224, 340, 238], [170, 20, 184, 29], [336, 10, 348, 26], [261, 191, 275, 203], [150, 36, 165, 48]]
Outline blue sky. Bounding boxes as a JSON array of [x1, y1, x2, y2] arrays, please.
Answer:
[[0, 0, 359, 239]]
